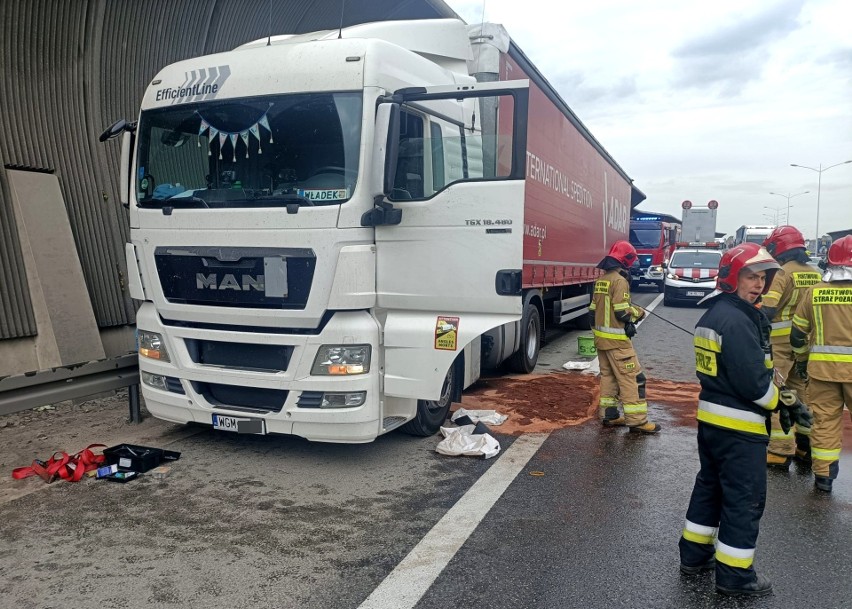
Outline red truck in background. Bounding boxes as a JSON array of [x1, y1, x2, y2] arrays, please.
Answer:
[[628, 216, 681, 292], [482, 29, 642, 372]]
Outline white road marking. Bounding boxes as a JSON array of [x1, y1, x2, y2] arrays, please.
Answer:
[[636, 292, 664, 328], [357, 432, 550, 609]]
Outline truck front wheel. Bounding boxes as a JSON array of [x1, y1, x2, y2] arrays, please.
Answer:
[[508, 300, 541, 373], [401, 365, 456, 437]]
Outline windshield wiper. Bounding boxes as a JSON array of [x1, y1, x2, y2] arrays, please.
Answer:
[[138, 195, 209, 210]]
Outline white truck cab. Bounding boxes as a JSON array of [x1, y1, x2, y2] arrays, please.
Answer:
[[110, 20, 531, 442]]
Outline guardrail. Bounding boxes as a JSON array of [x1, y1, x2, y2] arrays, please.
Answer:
[[0, 354, 141, 421]]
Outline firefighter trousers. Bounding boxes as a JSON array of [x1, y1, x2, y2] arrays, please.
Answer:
[[807, 378, 852, 479], [597, 345, 647, 426], [768, 341, 811, 457], [679, 423, 768, 589]]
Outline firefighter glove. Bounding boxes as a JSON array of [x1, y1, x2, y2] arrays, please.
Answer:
[[794, 359, 809, 382], [779, 389, 814, 432], [624, 322, 637, 339], [779, 406, 793, 435]]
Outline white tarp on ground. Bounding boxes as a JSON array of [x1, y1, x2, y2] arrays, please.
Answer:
[[436, 425, 501, 459], [450, 409, 508, 426]]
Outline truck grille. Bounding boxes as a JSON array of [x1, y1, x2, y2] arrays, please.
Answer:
[[155, 246, 315, 309], [184, 338, 293, 372], [192, 381, 287, 413]]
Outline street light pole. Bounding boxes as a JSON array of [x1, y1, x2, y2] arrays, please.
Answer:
[[768, 190, 809, 224], [790, 159, 852, 249]]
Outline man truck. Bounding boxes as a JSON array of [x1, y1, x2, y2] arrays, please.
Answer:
[[104, 18, 641, 442]]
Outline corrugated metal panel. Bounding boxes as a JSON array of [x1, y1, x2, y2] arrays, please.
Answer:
[[0, 0, 457, 341], [0, 172, 38, 340]]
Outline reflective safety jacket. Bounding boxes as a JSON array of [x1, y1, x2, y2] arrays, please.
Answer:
[[693, 293, 779, 439], [761, 260, 821, 343], [791, 280, 852, 383], [589, 269, 644, 351]]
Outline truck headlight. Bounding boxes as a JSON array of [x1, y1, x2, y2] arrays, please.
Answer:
[[321, 392, 367, 408], [311, 345, 371, 375], [141, 371, 168, 390], [138, 330, 170, 362]]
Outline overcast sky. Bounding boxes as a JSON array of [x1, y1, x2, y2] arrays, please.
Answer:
[[447, 0, 852, 241]]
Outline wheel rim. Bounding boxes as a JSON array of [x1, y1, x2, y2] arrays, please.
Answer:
[[424, 368, 454, 414], [525, 316, 539, 360]]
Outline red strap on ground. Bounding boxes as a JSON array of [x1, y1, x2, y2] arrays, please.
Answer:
[[11, 444, 107, 483]]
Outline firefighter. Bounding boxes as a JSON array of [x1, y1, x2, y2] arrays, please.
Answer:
[[679, 243, 789, 597], [589, 240, 660, 433], [761, 225, 820, 468], [790, 235, 852, 493]]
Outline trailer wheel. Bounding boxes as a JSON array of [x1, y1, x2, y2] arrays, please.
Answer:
[[401, 365, 456, 437], [508, 300, 541, 373]]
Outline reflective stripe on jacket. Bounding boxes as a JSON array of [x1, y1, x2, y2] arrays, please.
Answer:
[[791, 280, 852, 382], [590, 269, 642, 351], [693, 293, 777, 438], [762, 261, 820, 340]]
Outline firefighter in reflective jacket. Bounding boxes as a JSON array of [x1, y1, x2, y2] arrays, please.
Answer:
[[790, 235, 852, 493], [589, 241, 660, 434], [761, 225, 820, 467], [679, 243, 781, 597]]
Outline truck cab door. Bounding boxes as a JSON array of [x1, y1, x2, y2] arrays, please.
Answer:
[[373, 81, 529, 400]]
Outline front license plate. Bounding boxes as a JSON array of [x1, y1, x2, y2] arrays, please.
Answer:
[[212, 414, 266, 434], [686, 291, 706, 297]]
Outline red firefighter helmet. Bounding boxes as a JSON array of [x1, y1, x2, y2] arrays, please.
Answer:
[[606, 240, 638, 268], [716, 243, 780, 294], [827, 235, 852, 266], [762, 225, 806, 257]]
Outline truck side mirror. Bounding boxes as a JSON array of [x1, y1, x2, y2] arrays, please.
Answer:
[[371, 102, 400, 198]]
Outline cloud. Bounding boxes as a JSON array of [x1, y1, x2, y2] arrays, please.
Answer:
[[550, 71, 639, 107], [670, 0, 806, 93]]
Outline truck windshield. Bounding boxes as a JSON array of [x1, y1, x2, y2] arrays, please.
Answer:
[[135, 92, 362, 208], [629, 227, 662, 248], [670, 251, 721, 268]]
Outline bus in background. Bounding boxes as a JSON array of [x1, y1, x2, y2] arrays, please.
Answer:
[[629, 216, 680, 292], [735, 225, 775, 246]]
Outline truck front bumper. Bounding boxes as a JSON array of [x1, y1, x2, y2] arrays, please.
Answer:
[[135, 303, 404, 443]]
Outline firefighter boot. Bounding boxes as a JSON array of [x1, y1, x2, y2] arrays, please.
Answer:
[[628, 420, 661, 434], [795, 434, 811, 464], [814, 476, 833, 493], [766, 453, 791, 470], [680, 557, 715, 576], [602, 406, 626, 427], [716, 573, 773, 598]]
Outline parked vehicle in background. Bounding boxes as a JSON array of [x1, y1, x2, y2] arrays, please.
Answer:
[[734, 224, 775, 246], [628, 216, 680, 292], [808, 255, 825, 270], [663, 243, 723, 306], [680, 199, 718, 243], [104, 18, 640, 443]]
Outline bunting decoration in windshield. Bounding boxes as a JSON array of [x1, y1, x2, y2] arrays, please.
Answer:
[[197, 105, 274, 161]]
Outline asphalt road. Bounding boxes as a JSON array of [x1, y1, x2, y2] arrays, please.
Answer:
[[2, 289, 850, 609]]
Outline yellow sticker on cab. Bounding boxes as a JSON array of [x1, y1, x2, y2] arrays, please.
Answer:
[[435, 316, 460, 351]]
